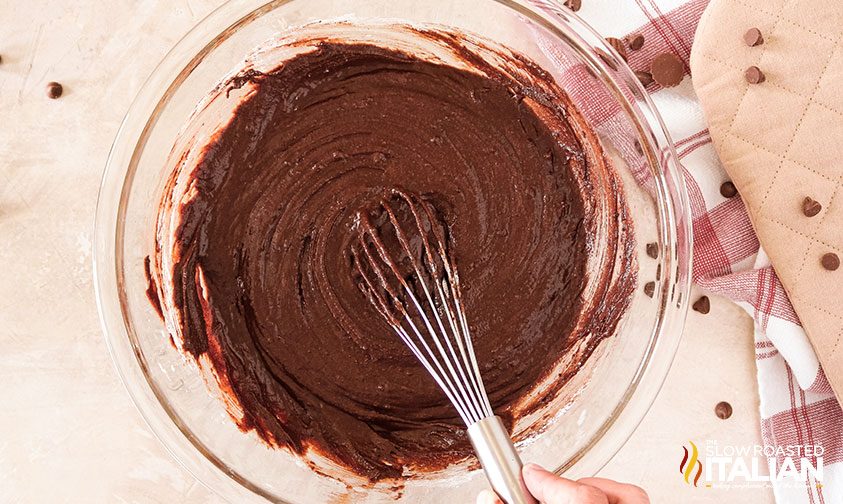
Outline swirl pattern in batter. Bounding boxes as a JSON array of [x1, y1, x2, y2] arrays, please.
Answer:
[[151, 35, 635, 482]]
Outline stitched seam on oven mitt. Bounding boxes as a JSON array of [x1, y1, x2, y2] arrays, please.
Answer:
[[691, 0, 843, 403]]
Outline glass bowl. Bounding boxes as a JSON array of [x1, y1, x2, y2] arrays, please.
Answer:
[[94, 0, 692, 502]]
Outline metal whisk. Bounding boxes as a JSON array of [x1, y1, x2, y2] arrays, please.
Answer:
[[350, 189, 537, 504]]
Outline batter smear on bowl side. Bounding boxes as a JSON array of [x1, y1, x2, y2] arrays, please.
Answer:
[[148, 30, 636, 482]]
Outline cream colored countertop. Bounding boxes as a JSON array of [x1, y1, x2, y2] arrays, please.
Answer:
[[0, 1, 772, 502]]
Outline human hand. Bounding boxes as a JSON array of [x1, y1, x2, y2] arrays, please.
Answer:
[[476, 464, 649, 504]]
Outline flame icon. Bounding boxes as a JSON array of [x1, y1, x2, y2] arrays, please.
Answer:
[[679, 441, 703, 487]]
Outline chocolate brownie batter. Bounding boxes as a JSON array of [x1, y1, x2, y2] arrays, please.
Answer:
[[153, 35, 634, 482]]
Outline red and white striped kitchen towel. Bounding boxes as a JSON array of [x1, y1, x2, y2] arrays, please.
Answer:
[[528, 0, 842, 502]]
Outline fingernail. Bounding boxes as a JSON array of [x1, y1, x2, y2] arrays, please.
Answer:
[[522, 463, 545, 474], [477, 489, 498, 504]]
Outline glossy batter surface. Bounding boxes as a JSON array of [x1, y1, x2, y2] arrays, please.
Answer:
[[155, 39, 632, 481]]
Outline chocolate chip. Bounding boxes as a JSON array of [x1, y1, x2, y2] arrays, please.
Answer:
[[46, 81, 63, 99], [802, 197, 822, 217], [564, 0, 582, 11], [744, 28, 764, 47], [628, 34, 645, 51], [635, 70, 654, 86], [745, 66, 765, 84], [650, 53, 684, 87], [0, 54, 3, 65], [644, 281, 655, 298], [692, 295, 710, 314], [606, 37, 628, 61], [720, 181, 738, 198], [821, 253, 840, 271], [715, 401, 733, 419], [646, 242, 659, 259], [634, 139, 644, 155]]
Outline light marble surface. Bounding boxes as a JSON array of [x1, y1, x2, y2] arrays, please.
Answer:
[[0, 1, 773, 502]]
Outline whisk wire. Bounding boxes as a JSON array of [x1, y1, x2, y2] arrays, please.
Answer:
[[398, 264, 478, 421], [352, 192, 495, 426], [385, 199, 491, 425], [453, 291, 494, 418], [401, 290, 480, 425], [354, 233, 477, 425], [351, 190, 536, 504], [430, 261, 492, 421], [394, 324, 473, 425]]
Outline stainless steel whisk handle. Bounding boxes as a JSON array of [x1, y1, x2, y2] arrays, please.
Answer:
[[468, 416, 538, 504]]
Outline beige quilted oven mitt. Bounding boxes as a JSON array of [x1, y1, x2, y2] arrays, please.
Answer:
[[691, 0, 843, 401]]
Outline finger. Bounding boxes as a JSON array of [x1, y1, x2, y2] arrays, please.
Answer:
[[577, 478, 650, 504], [522, 464, 608, 504], [477, 489, 503, 504]]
